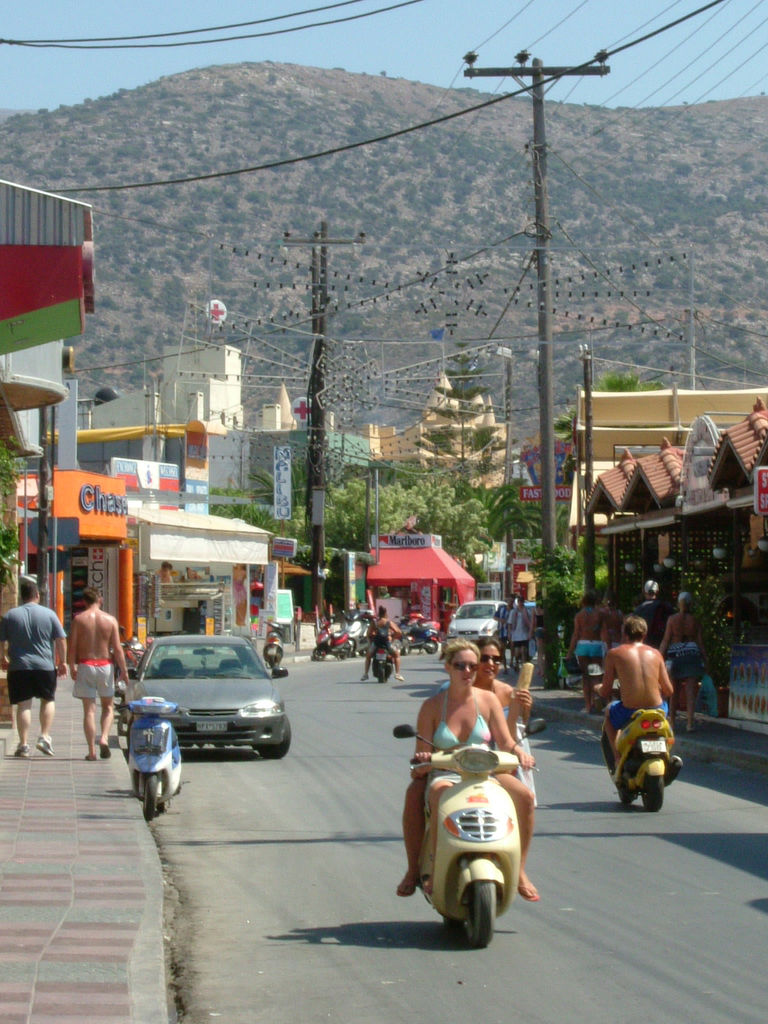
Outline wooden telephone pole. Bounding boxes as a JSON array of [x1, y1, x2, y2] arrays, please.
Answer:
[[464, 51, 609, 553]]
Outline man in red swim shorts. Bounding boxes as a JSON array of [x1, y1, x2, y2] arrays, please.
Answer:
[[68, 588, 129, 761]]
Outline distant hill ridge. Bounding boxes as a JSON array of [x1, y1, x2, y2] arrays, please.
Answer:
[[2, 62, 767, 433]]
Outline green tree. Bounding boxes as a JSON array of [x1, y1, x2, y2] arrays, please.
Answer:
[[0, 441, 19, 589]]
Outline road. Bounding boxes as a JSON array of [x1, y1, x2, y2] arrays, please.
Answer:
[[155, 654, 768, 1024]]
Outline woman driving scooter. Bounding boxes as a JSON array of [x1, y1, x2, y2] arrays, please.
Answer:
[[398, 639, 539, 902]]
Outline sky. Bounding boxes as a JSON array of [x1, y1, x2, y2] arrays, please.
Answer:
[[3, 0, 768, 114]]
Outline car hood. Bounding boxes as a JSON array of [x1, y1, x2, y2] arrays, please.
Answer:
[[133, 677, 281, 710]]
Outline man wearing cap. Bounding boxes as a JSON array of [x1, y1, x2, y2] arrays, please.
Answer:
[[633, 580, 673, 649]]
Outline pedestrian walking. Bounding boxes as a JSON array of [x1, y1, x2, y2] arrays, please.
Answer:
[[0, 578, 67, 757], [68, 587, 129, 760]]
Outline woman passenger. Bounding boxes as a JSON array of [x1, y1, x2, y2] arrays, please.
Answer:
[[398, 639, 538, 902]]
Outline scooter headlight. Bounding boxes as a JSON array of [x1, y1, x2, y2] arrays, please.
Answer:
[[133, 723, 168, 756], [454, 746, 499, 774]]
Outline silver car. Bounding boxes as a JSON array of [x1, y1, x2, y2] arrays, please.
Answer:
[[445, 601, 501, 643], [127, 635, 291, 758]]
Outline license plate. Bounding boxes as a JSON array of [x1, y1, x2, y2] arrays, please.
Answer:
[[197, 721, 227, 732], [640, 738, 666, 754], [375, 650, 387, 660]]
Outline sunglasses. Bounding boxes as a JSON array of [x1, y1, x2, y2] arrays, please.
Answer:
[[450, 661, 478, 672], [480, 654, 502, 665]]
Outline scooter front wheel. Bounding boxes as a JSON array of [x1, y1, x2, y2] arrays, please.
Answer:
[[464, 880, 496, 948], [143, 774, 159, 822]]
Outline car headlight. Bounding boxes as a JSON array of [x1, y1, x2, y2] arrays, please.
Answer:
[[480, 624, 495, 635], [238, 699, 283, 719]]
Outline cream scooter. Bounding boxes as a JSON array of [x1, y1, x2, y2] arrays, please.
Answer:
[[393, 718, 545, 948]]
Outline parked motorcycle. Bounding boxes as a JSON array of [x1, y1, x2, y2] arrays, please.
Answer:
[[263, 622, 286, 669], [399, 616, 440, 656], [312, 617, 354, 660], [126, 696, 182, 822], [393, 717, 546, 947], [600, 708, 682, 811], [345, 608, 374, 657]]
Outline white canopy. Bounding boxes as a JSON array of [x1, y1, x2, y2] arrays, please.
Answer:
[[133, 507, 271, 567]]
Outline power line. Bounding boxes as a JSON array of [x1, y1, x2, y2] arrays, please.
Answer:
[[1, 1, 423, 50], [58, 1, 729, 194]]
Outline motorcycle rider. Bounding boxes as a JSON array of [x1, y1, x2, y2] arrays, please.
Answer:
[[598, 614, 674, 768], [361, 606, 404, 681]]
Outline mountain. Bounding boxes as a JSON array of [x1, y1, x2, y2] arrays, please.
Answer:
[[2, 62, 768, 439]]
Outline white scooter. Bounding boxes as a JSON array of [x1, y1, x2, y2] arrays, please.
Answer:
[[127, 697, 182, 822], [393, 718, 545, 948]]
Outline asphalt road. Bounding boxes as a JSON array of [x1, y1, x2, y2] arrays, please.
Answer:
[[155, 654, 768, 1024]]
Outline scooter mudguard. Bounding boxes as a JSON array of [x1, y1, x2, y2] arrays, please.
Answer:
[[636, 757, 666, 784], [456, 857, 506, 910]]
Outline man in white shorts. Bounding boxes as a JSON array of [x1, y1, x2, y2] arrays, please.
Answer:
[[68, 588, 129, 760]]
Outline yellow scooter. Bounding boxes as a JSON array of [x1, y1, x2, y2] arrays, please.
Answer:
[[394, 719, 545, 948], [601, 708, 682, 811]]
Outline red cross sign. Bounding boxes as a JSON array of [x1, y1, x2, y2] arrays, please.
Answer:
[[207, 299, 227, 324], [292, 397, 309, 429]]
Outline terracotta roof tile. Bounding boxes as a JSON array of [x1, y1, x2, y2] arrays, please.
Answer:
[[587, 449, 636, 513], [621, 439, 684, 511], [709, 398, 768, 486]]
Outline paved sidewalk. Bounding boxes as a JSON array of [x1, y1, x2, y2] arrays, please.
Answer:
[[0, 688, 168, 1024]]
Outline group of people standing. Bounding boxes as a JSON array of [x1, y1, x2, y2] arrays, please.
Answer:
[[566, 580, 708, 732], [495, 594, 545, 675], [0, 579, 129, 761]]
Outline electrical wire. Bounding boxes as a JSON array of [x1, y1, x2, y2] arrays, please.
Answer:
[[58, 0, 730, 194], [2, 1, 424, 50]]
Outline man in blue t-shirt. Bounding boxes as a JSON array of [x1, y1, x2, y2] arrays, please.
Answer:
[[0, 579, 67, 758]]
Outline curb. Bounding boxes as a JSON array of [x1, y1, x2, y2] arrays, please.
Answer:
[[537, 702, 768, 776]]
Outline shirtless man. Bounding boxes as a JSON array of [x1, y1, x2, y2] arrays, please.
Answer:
[[598, 614, 674, 766], [68, 588, 129, 760]]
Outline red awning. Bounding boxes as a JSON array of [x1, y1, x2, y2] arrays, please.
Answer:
[[367, 545, 475, 605]]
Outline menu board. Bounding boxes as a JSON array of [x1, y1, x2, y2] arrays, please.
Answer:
[[729, 645, 768, 723]]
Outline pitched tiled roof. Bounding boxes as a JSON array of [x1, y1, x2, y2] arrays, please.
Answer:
[[621, 438, 684, 512], [709, 398, 768, 488], [587, 449, 636, 514]]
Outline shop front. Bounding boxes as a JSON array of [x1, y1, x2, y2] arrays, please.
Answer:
[[33, 469, 131, 632], [593, 405, 768, 724], [131, 507, 270, 637], [366, 533, 475, 632]]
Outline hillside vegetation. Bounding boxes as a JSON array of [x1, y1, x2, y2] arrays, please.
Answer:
[[3, 62, 768, 436]]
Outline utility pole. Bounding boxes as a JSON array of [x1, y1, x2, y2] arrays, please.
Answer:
[[580, 340, 595, 590], [37, 406, 50, 606], [283, 223, 365, 615], [465, 51, 609, 553]]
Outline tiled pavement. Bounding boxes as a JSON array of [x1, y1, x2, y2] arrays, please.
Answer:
[[0, 688, 168, 1024]]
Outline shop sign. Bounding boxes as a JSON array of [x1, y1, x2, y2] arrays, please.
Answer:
[[273, 446, 292, 521], [79, 484, 128, 516], [519, 485, 572, 502], [376, 533, 442, 549], [272, 537, 297, 559], [754, 467, 768, 515]]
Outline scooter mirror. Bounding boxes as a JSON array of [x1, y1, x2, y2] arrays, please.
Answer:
[[524, 717, 547, 737], [393, 723, 416, 739]]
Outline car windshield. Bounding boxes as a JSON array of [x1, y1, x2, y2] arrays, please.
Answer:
[[143, 643, 267, 680], [455, 604, 497, 620]]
